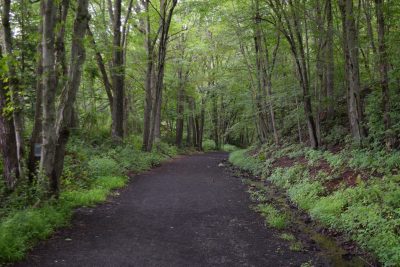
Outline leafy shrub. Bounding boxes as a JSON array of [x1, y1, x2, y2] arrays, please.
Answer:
[[304, 149, 323, 166], [268, 164, 307, 189], [203, 139, 216, 151], [310, 191, 346, 226], [88, 156, 120, 177], [124, 134, 143, 150], [272, 143, 304, 159], [322, 151, 345, 169], [222, 144, 238, 152], [287, 180, 324, 210], [229, 149, 264, 175], [155, 141, 178, 157]]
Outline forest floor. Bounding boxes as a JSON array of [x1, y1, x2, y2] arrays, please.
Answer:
[[13, 152, 342, 267]]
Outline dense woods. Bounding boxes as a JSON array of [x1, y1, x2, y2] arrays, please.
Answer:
[[0, 0, 400, 265]]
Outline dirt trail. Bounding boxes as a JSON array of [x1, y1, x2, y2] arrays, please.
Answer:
[[14, 152, 328, 267]]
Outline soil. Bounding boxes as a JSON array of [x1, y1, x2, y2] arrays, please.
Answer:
[[13, 152, 329, 267]]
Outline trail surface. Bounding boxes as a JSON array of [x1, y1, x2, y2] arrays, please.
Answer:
[[15, 152, 327, 266]]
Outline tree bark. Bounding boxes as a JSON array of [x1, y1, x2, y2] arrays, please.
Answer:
[[0, 46, 19, 189], [40, 0, 59, 195], [87, 25, 113, 111], [55, 0, 70, 83], [28, 0, 45, 181], [53, 0, 89, 187], [142, 0, 155, 151], [326, 0, 335, 119], [375, 0, 391, 146], [175, 70, 185, 147], [146, 0, 178, 150], [339, 0, 365, 143], [1, 0, 25, 178], [111, 0, 124, 140]]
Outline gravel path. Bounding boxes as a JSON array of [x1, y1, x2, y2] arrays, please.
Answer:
[[15, 152, 327, 267]]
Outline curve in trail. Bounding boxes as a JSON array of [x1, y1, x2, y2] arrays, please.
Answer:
[[15, 152, 327, 267]]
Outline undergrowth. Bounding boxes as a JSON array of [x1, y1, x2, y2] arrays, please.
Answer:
[[0, 135, 178, 263], [229, 144, 400, 266]]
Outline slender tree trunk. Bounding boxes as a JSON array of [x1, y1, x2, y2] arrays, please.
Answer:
[[1, 0, 25, 178], [87, 26, 113, 111], [186, 101, 193, 147], [142, 0, 155, 151], [175, 70, 185, 147], [198, 97, 205, 150], [326, 0, 335, 119], [254, 1, 269, 143], [55, 0, 70, 83], [212, 94, 220, 150], [339, 0, 365, 142], [147, 0, 178, 150], [290, 0, 319, 148], [40, 0, 59, 195], [111, 0, 124, 140], [28, 1, 45, 181], [53, 0, 89, 186], [375, 0, 391, 146], [0, 46, 19, 189]]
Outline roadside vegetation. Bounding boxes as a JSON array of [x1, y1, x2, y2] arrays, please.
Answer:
[[0, 134, 177, 262], [230, 144, 400, 266]]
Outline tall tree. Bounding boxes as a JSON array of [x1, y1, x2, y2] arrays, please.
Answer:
[[339, 0, 365, 142], [143, 0, 178, 151], [110, 0, 125, 140], [1, 0, 25, 178], [40, 0, 59, 194], [375, 0, 391, 146], [0, 45, 20, 189], [267, 0, 319, 148]]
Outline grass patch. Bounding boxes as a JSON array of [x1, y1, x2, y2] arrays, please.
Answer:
[[257, 203, 288, 229], [280, 232, 296, 241], [289, 241, 303, 252], [229, 149, 264, 176], [247, 187, 268, 203]]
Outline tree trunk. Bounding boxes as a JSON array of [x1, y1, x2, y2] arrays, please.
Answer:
[[375, 0, 391, 146], [339, 0, 365, 143], [289, 0, 319, 148], [28, 1, 45, 181], [53, 0, 89, 187], [212, 94, 220, 150], [326, 0, 335, 119], [175, 70, 185, 147], [87, 26, 113, 111], [0, 46, 19, 190], [111, 0, 124, 140], [254, 1, 269, 143], [147, 0, 178, 150], [40, 0, 59, 195], [1, 0, 25, 178], [142, 0, 155, 151], [55, 0, 70, 83], [198, 97, 205, 150]]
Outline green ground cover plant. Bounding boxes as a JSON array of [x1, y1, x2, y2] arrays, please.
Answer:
[[229, 144, 400, 265], [0, 135, 178, 262]]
